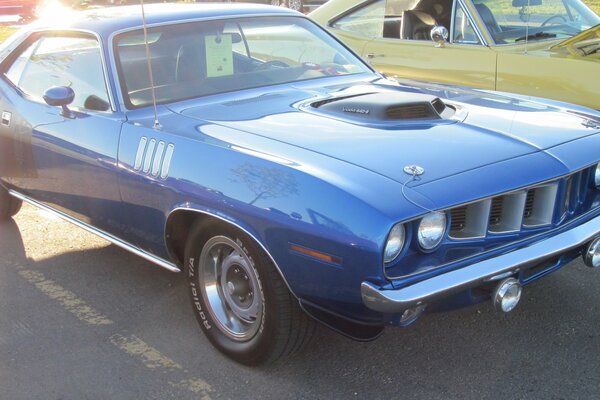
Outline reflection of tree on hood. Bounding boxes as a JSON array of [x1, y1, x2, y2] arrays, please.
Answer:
[[231, 163, 298, 206]]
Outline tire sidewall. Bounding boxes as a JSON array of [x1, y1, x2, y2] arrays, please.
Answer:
[[184, 225, 282, 364], [0, 185, 18, 220]]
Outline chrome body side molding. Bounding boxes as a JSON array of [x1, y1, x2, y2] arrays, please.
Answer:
[[9, 190, 181, 273]]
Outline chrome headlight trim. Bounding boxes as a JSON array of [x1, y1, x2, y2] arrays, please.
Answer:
[[384, 223, 406, 264], [417, 212, 447, 250], [595, 162, 600, 187]]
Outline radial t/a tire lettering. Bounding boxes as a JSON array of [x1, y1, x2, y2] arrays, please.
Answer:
[[184, 222, 315, 365]]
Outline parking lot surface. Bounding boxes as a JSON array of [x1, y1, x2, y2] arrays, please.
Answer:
[[1, 204, 599, 399]]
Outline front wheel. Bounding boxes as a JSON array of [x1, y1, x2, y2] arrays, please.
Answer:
[[0, 186, 22, 221], [184, 222, 315, 365]]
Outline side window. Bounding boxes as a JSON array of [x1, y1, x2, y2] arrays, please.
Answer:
[[453, 3, 481, 44], [4, 35, 110, 112], [332, 0, 453, 41], [332, 0, 386, 38]]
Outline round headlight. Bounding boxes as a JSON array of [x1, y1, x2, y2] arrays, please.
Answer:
[[384, 223, 405, 264], [595, 162, 600, 187], [417, 212, 447, 250]]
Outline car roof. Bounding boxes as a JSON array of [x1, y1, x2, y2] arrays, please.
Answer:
[[31, 3, 299, 38]]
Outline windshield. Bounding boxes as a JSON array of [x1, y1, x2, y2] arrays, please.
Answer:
[[114, 16, 371, 108], [473, 0, 600, 44]]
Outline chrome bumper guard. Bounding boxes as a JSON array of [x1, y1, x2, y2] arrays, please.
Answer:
[[362, 214, 600, 314]]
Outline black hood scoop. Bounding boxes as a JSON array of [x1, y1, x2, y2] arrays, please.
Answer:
[[311, 92, 455, 122]]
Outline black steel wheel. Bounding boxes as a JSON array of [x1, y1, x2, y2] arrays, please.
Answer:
[[184, 221, 315, 365], [0, 186, 22, 221]]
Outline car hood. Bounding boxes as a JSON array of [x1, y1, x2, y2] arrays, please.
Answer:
[[550, 23, 600, 55], [172, 79, 600, 187]]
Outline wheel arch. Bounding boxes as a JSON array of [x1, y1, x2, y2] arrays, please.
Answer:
[[164, 205, 300, 300]]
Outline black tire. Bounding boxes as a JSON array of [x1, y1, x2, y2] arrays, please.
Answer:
[[184, 221, 315, 365], [0, 186, 22, 220]]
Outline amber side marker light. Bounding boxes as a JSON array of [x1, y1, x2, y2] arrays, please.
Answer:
[[289, 244, 342, 265]]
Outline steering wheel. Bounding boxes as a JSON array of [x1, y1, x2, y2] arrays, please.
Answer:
[[541, 14, 567, 26], [256, 60, 290, 70]]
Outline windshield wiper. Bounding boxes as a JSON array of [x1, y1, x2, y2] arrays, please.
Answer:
[[515, 32, 557, 42]]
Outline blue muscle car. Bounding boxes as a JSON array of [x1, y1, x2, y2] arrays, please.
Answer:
[[0, 3, 599, 365]]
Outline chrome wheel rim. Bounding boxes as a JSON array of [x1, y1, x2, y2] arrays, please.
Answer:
[[199, 236, 263, 341], [288, 0, 302, 11]]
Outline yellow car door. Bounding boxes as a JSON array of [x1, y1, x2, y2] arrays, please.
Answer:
[[496, 45, 600, 110], [313, 0, 498, 90], [363, 39, 497, 90]]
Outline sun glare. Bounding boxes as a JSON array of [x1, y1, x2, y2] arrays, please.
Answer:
[[35, 0, 78, 23]]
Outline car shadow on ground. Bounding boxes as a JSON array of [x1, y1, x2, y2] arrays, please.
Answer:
[[1, 215, 599, 399]]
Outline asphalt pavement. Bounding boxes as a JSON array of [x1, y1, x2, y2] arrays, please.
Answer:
[[1, 203, 599, 400]]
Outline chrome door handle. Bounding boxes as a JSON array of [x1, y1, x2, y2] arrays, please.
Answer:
[[366, 53, 385, 59]]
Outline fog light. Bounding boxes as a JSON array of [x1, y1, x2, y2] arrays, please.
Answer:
[[493, 278, 522, 313], [399, 304, 426, 325], [583, 237, 600, 268]]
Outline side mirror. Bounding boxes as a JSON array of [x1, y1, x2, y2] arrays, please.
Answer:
[[43, 86, 75, 117], [430, 26, 449, 48]]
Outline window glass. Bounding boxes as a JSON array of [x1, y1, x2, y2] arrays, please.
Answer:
[[332, 0, 454, 41], [453, 2, 480, 44], [5, 40, 35, 84], [332, 0, 386, 38], [473, 0, 600, 44], [114, 16, 371, 108], [5, 36, 110, 111]]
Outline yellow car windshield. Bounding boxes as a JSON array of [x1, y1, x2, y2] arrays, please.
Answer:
[[473, 0, 600, 44]]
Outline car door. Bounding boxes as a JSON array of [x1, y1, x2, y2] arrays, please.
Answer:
[[329, 0, 497, 90], [0, 32, 125, 233]]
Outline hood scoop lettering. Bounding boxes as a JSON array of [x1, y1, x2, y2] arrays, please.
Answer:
[[312, 92, 455, 122]]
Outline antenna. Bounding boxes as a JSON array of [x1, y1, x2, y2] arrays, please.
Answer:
[[140, 0, 161, 130], [524, 0, 531, 55]]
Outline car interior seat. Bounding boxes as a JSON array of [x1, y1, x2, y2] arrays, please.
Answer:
[[475, 3, 502, 34], [175, 41, 207, 82], [400, 10, 438, 40]]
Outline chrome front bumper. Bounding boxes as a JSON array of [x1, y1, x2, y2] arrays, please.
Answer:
[[362, 214, 600, 314]]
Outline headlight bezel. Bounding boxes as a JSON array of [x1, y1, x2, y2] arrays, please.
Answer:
[[417, 211, 448, 251], [383, 223, 406, 264]]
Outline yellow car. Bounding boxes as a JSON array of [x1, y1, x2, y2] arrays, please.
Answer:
[[311, 0, 600, 109]]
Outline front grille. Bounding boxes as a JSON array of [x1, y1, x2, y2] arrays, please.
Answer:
[[563, 177, 573, 214], [450, 206, 467, 232], [488, 197, 504, 227], [524, 189, 535, 219], [448, 167, 595, 240]]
